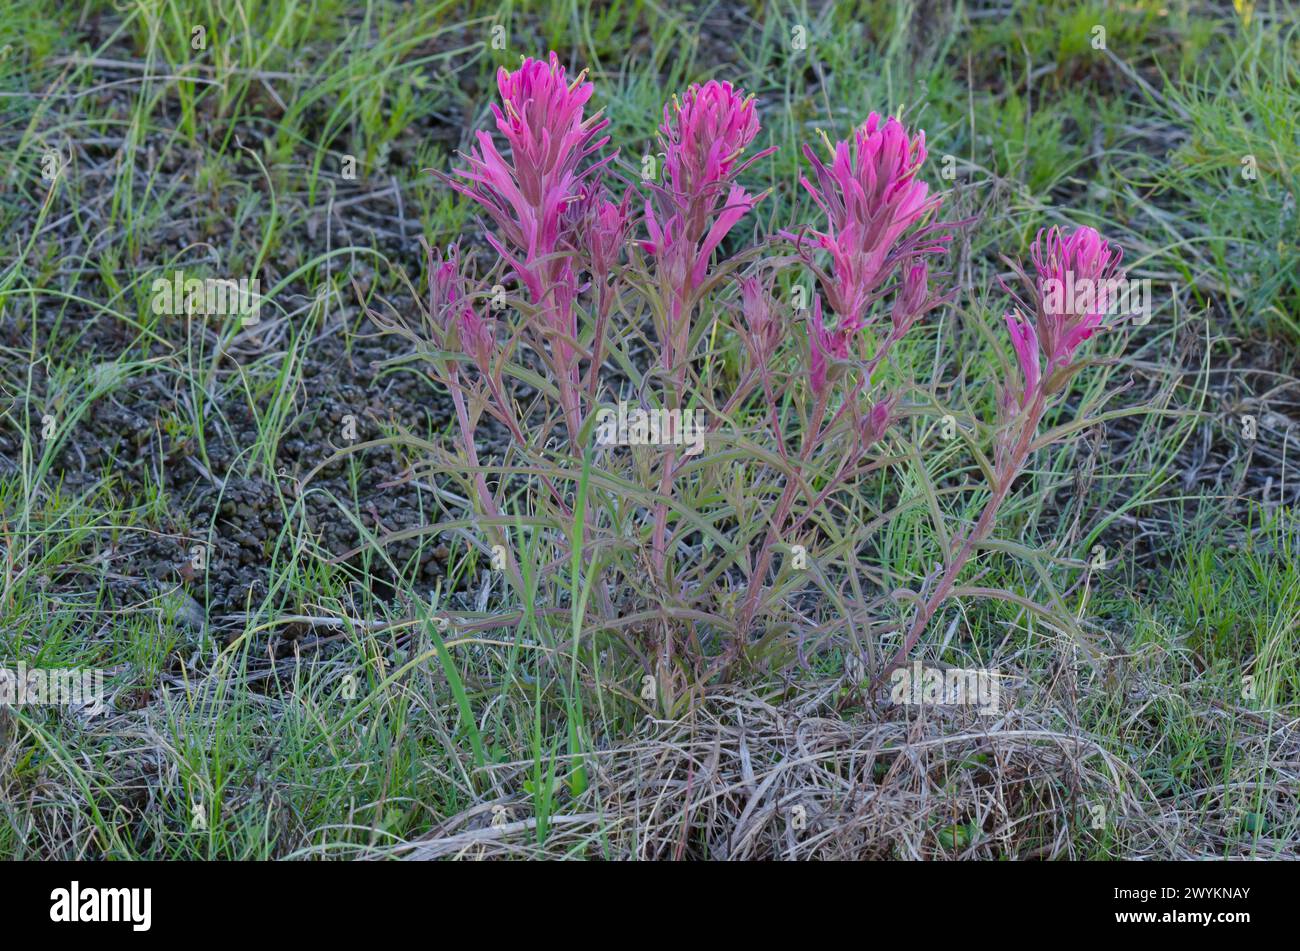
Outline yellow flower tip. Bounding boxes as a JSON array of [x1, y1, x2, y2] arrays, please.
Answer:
[[816, 128, 834, 157]]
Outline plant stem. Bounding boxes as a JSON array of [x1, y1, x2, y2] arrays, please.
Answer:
[[874, 393, 1046, 687], [448, 368, 526, 595], [734, 388, 829, 639]]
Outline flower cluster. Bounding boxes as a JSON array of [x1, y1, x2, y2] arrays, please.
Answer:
[[794, 115, 948, 322], [642, 80, 775, 293], [1002, 225, 1126, 412], [791, 114, 954, 398], [448, 53, 618, 371], [564, 182, 631, 281]]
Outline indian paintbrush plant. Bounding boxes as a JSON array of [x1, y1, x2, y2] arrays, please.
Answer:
[[362, 52, 1133, 715], [876, 224, 1129, 685]]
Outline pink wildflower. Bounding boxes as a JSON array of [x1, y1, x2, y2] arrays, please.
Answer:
[[642, 80, 775, 290], [566, 183, 630, 279], [448, 53, 614, 366], [1001, 225, 1125, 403], [1030, 225, 1125, 368], [791, 114, 949, 330]]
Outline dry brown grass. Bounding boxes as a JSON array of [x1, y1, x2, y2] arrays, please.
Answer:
[[373, 677, 1284, 861]]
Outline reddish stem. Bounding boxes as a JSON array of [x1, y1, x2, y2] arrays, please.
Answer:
[[873, 392, 1046, 688]]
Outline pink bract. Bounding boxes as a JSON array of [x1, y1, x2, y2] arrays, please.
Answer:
[[793, 113, 949, 330], [1004, 311, 1041, 409], [1029, 225, 1125, 370], [449, 53, 614, 367], [643, 80, 774, 290], [807, 296, 851, 398]]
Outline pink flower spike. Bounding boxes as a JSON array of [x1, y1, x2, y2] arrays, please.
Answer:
[[789, 113, 951, 330], [448, 52, 615, 339], [1027, 225, 1124, 372], [661, 81, 763, 199], [644, 79, 775, 294]]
